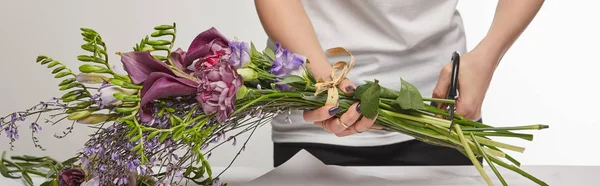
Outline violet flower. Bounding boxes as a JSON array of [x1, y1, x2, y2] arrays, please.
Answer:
[[269, 42, 306, 77], [228, 40, 250, 69], [196, 62, 243, 122]]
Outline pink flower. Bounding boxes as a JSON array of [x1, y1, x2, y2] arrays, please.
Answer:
[[58, 168, 85, 186], [196, 61, 243, 122], [182, 27, 230, 71]]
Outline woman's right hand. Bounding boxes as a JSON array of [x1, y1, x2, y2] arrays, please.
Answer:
[[302, 78, 378, 137]]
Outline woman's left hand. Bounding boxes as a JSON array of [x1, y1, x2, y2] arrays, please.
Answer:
[[432, 49, 499, 121]]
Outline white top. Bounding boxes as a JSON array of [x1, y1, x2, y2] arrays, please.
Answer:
[[270, 0, 467, 146]]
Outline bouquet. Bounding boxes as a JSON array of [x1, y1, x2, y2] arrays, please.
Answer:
[[0, 23, 549, 186]]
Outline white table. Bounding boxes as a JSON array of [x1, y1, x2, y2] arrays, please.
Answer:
[[2, 165, 598, 186]]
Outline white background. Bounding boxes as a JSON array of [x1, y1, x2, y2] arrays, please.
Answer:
[[0, 0, 598, 170]]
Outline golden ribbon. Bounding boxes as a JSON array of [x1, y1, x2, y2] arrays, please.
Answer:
[[313, 47, 355, 106]]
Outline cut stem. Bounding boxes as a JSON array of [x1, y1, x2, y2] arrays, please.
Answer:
[[472, 133, 507, 186], [462, 125, 549, 131], [455, 125, 494, 186]]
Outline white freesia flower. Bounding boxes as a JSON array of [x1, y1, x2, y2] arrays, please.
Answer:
[[98, 84, 137, 106], [80, 176, 100, 186]]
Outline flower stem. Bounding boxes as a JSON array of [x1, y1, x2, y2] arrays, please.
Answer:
[[489, 155, 548, 186], [462, 125, 549, 131], [455, 125, 494, 186], [471, 133, 508, 186], [422, 97, 456, 104], [468, 131, 533, 141]]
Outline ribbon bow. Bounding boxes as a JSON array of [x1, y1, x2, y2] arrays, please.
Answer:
[[314, 47, 355, 106]]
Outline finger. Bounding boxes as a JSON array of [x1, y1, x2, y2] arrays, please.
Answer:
[[337, 78, 356, 94], [336, 113, 378, 137], [432, 63, 453, 114], [455, 97, 478, 121], [325, 103, 361, 133], [303, 105, 340, 122]]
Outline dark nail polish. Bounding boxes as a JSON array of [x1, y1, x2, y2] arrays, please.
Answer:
[[356, 103, 361, 113], [345, 86, 355, 92], [328, 107, 340, 115]]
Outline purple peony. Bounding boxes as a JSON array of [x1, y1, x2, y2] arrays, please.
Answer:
[[228, 40, 250, 69], [197, 62, 243, 122], [269, 42, 306, 77], [58, 168, 85, 186]]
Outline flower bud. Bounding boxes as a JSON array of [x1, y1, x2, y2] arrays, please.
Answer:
[[76, 73, 109, 84], [236, 85, 249, 100], [236, 68, 258, 82], [76, 114, 111, 124]]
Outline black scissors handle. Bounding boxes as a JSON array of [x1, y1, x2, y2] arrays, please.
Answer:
[[447, 51, 460, 100], [447, 51, 460, 133]]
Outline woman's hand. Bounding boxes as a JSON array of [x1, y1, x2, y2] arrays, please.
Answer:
[[302, 79, 378, 137], [432, 49, 498, 121]]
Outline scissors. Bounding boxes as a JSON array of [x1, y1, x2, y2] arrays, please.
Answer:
[[446, 51, 460, 133]]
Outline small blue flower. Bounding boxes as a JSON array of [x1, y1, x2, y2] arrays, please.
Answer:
[[269, 42, 306, 77], [228, 40, 250, 69]]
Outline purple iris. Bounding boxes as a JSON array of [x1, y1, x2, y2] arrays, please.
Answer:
[[269, 42, 306, 77], [228, 40, 250, 69]]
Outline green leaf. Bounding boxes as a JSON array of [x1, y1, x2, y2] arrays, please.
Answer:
[[54, 71, 72, 78], [0, 153, 20, 179], [79, 64, 110, 73], [147, 40, 171, 46], [74, 101, 92, 109], [301, 93, 327, 102], [36, 55, 49, 62], [77, 55, 106, 64], [40, 180, 58, 186], [151, 30, 175, 37], [40, 59, 53, 65], [67, 110, 92, 120], [394, 78, 424, 110], [153, 55, 168, 61], [47, 61, 61, 68], [152, 45, 170, 51], [159, 132, 170, 143], [172, 127, 185, 141], [113, 93, 140, 102], [51, 66, 66, 74], [59, 82, 83, 91], [21, 171, 34, 186], [121, 82, 142, 89], [115, 106, 137, 114], [147, 131, 161, 140], [154, 24, 174, 30], [129, 134, 141, 142], [356, 79, 381, 119], [59, 78, 76, 86], [130, 143, 142, 152], [61, 90, 84, 99], [275, 75, 305, 85], [263, 47, 276, 61]]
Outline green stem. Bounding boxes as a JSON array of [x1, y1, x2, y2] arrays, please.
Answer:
[[422, 97, 456, 104], [471, 133, 507, 186], [462, 125, 549, 131], [489, 155, 548, 186], [468, 136, 525, 153], [469, 131, 533, 141], [455, 125, 493, 186]]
